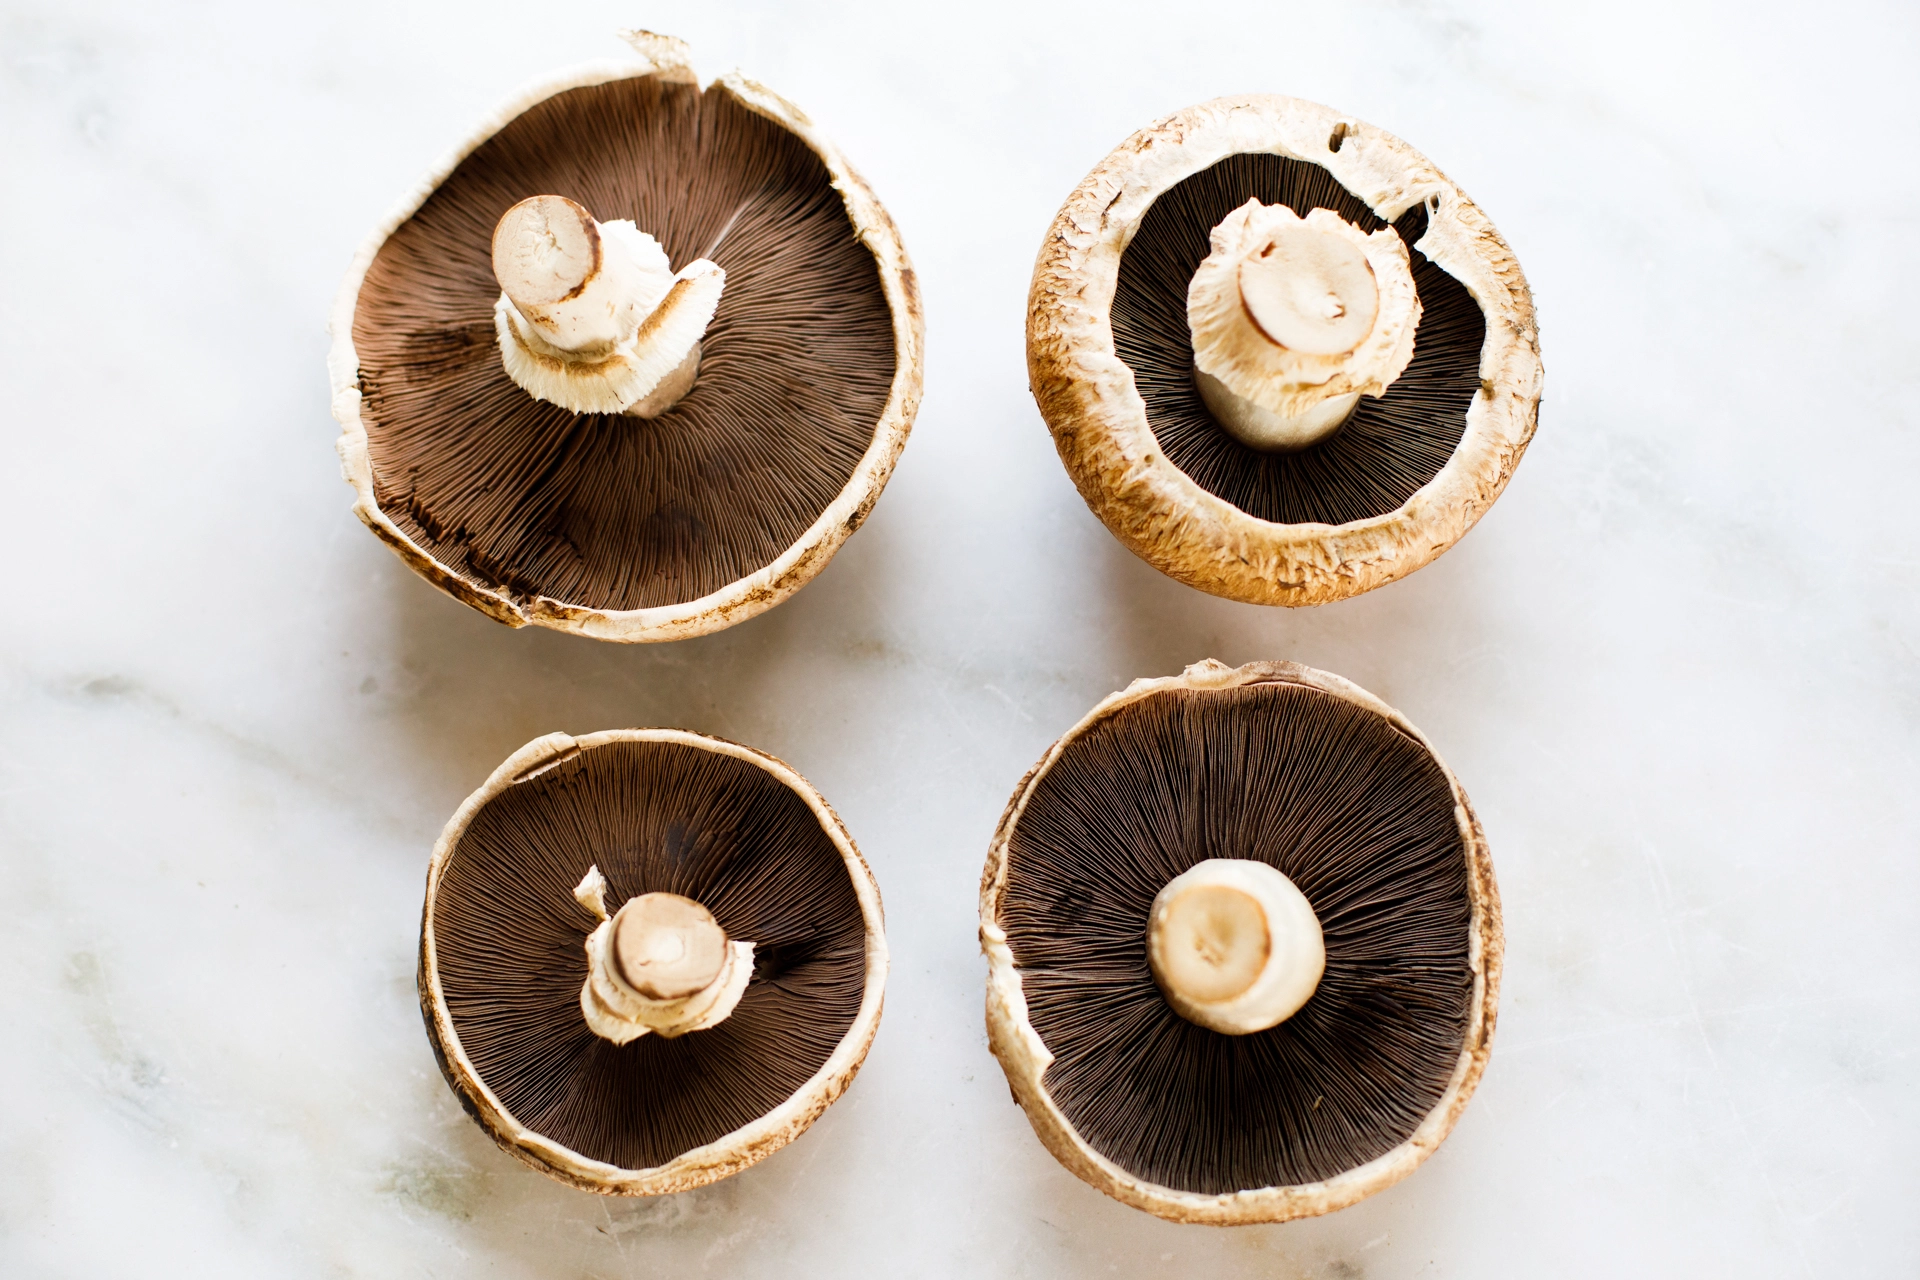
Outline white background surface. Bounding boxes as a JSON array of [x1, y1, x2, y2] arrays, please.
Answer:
[[3, 1, 1917, 1275]]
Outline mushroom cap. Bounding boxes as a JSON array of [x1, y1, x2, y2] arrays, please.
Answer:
[[421, 729, 887, 1194], [330, 42, 923, 642], [1026, 96, 1542, 606], [979, 660, 1500, 1224]]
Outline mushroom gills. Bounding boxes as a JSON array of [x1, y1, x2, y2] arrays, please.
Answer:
[[492, 194, 725, 417], [575, 866, 755, 1042], [1148, 858, 1325, 1034]]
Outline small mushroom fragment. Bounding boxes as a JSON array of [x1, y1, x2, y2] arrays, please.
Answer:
[[421, 729, 887, 1194], [1028, 95, 1542, 605], [981, 660, 1500, 1224], [330, 31, 923, 641]]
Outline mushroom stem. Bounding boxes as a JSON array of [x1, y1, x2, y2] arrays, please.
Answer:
[[1147, 859, 1324, 1035], [1194, 375, 1360, 451], [491, 194, 725, 417], [575, 870, 754, 1042], [1186, 200, 1420, 452]]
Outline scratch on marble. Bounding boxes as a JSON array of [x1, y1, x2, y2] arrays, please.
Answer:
[[50, 669, 409, 836], [982, 683, 1035, 722], [377, 1152, 485, 1222], [592, 1177, 739, 1255], [1642, 838, 1817, 1278], [63, 950, 172, 1136]]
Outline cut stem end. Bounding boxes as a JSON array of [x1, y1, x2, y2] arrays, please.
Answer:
[[1148, 859, 1324, 1035], [491, 195, 724, 417], [575, 877, 754, 1042], [1186, 200, 1420, 454]]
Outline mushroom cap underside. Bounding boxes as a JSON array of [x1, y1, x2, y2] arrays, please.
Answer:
[[1120, 157, 1477, 524], [1027, 95, 1541, 607], [981, 660, 1500, 1224], [422, 729, 888, 1194], [334, 61, 923, 642]]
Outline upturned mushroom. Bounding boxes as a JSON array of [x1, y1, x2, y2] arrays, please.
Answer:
[[1028, 97, 1542, 605], [421, 729, 887, 1194], [980, 660, 1500, 1224], [330, 31, 922, 641]]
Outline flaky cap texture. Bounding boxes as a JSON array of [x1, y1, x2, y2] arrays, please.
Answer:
[[330, 39, 923, 641], [980, 660, 1501, 1224], [1027, 96, 1541, 606], [421, 728, 888, 1195]]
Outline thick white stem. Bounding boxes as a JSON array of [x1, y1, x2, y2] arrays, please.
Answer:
[[491, 195, 725, 417], [574, 875, 754, 1043], [1147, 858, 1324, 1035], [1195, 374, 1361, 452], [1187, 201, 1420, 452]]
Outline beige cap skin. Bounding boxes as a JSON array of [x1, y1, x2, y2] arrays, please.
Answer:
[[980, 660, 1501, 1225], [329, 31, 924, 642], [1026, 96, 1542, 606], [421, 728, 888, 1196]]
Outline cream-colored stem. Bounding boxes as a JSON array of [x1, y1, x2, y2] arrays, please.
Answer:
[[490, 195, 724, 417], [492, 194, 625, 353], [575, 876, 754, 1043], [613, 893, 728, 1000], [1147, 859, 1324, 1035], [1195, 373, 1360, 453], [1186, 201, 1419, 452], [1189, 219, 1375, 452]]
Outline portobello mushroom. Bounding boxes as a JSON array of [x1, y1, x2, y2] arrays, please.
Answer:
[[1027, 96, 1541, 605], [422, 728, 887, 1193], [981, 660, 1500, 1223], [330, 32, 922, 641]]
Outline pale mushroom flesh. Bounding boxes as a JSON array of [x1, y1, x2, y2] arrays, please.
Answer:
[[574, 869, 756, 1042], [491, 194, 725, 418], [1186, 201, 1419, 452], [1147, 858, 1326, 1035]]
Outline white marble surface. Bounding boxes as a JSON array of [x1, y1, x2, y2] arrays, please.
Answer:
[[3, 1, 1917, 1275]]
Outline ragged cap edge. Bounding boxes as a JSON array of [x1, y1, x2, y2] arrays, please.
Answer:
[[329, 45, 924, 643], [616, 29, 697, 83], [420, 728, 889, 1195], [1025, 95, 1543, 607], [978, 659, 1501, 1225]]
